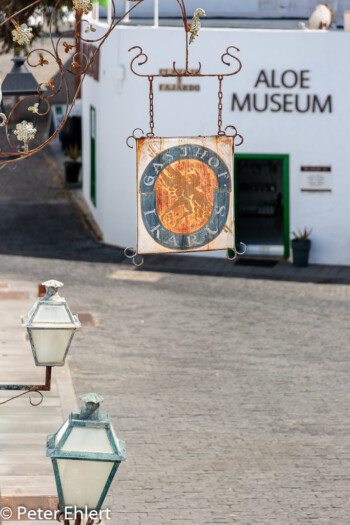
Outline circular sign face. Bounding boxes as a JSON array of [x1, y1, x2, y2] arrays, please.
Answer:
[[155, 159, 218, 235], [140, 144, 232, 251]]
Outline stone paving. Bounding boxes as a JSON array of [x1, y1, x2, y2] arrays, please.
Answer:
[[0, 255, 349, 524], [133, 252, 350, 285], [0, 123, 350, 523], [0, 150, 124, 264], [0, 278, 78, 524]]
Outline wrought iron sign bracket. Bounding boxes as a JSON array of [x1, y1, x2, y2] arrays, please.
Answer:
[[125, 0, 246, 267], [0, 366, 52, 406], [128, 0, 244, 141]]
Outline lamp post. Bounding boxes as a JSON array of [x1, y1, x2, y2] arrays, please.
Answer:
[[0, 280, 80, 406], [47, 393, 126, 525]]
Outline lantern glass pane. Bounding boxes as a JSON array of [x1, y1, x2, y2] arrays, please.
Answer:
[[55, 420, 69, 447], [57, 459, 114, 510], [62, 428, 114, 454], [30, 328, 74, 365], [110, 423, 122, 453], [33, 304, 71, 323]]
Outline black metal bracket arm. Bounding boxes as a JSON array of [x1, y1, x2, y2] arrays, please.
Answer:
[[0, 366, 52, 406]]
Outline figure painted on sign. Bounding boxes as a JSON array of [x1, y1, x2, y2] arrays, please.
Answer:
[[160, 166, 212, 225], [155, 159, 217, 234], [159, 166, 194, 226]]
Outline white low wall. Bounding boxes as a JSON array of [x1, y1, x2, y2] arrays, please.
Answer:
[[82, 23, 350, 265], [111, 0, 350, 24]]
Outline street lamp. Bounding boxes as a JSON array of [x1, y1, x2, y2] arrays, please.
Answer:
[[47, 393, 126, 523], [1, 56, 39, 99], [0, 56, 46, 151], [22, 280, 81, 367], [0, 280, 80, 406]]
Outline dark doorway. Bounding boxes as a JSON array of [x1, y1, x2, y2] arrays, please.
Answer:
[[235, 155, 289, 258]]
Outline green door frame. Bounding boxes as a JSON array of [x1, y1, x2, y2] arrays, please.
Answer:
[[90, 106, 96, 207], [234, 154, 290, 258]]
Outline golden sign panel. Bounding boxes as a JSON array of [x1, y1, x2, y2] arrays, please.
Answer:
[[137, 136, 235, 255]]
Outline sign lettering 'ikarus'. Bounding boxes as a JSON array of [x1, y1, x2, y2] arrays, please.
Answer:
[[137, 137, 235, 254]]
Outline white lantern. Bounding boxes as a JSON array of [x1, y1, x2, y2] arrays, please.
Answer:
[[21, 280, 80, 366], [47, 393, 126, 513]]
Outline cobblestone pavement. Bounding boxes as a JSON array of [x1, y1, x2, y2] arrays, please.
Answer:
[[0, 150, 123, 263], [1, 139, 350, 523], [0, 255, 349, 524]]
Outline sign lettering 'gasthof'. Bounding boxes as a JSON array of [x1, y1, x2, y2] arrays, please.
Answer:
[[136, 137, 235, 255]]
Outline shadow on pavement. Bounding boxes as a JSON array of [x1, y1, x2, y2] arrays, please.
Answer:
[[0, 150, 125, 263], [2, 147, 350, 284]]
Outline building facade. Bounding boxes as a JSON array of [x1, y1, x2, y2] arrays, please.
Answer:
[[81, 17, 350, 265]]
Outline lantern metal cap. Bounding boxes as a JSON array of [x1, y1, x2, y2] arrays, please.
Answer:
[[1, 56, 41, 97], [42, 279, 63, 289], [80, 393, 104, 404], [79, 393, 104, 421], [46, 393, 126, 463], [42, 280, 64, 300]]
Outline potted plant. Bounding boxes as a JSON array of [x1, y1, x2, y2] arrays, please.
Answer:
[[291, 228, 312, 267], [64, 144, 81, 185]]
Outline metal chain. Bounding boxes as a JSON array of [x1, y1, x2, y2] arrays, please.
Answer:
[[217, 75, 224, 136], [148, 75, 155, 137]]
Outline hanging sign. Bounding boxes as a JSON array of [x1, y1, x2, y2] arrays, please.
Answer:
[[136, 136, 235, 254]]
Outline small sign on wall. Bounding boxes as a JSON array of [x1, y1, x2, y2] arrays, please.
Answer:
[[300, 165, 332, 192]]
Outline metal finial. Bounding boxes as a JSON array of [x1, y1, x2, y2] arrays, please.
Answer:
[[79, 393, 104, 420], [42, 280, 63, 298], [80, 393, 104, 404]]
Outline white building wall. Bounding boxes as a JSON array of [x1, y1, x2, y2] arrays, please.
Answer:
[[82, 24, 350, 265]]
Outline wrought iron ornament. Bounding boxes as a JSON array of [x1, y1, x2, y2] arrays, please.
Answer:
[[0, 0, 144, 167], [11, 21, 34, 46], [126, 0, 245, 265]]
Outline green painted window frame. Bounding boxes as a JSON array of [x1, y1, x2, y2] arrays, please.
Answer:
[[234, 154, 290, 258], [90, 106, 96, 207]]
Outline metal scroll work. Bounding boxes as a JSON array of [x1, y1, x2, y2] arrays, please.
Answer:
[[126, 0, 246, 265], [0, 0, 144, 168], [0, 366, 51, 406]]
